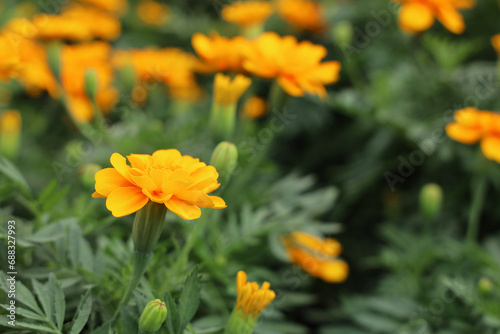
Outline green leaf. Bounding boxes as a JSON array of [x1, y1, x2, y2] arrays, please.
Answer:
[[49, 274, 66, 330], [69, 289, 92, 334], [120, 306, 138, 334], [27, 223, 65, 243], [32, 279, 53, 323], [0, 304, 46, 322], [178, 267, 201, 332], [0, 156, 31, 196], [164, 290, 180, 334], [68, 226, 94, 272], [0, 315, 59, 333], [0, 271, 43, 314]]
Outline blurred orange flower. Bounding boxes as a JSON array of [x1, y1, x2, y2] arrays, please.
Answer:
[[61, 42, 118, 123], [92, 149, 226, 219], [62, 5, 122, 40], [222, 1, 273, 27], [137, 0, 170, 26], [213, 73, 252, 106], [242, 96, 267, 119], [446, 107, 500, 163], [276, 0, 326, 32], [282, 232, 349, 283], [243, 32, 341, 99], [77, 0, 128, 15], [492, 34, 500, 54], [192, 32, 251, 72], [393, 0, 475, 34]]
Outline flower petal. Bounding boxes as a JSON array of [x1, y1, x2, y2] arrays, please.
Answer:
[[210, 196, 226, 209], [95, 167, 133, 197], [175, 190, 215, 207], [165, 197, 201, 220], [106, 186, 149, 217], [110, 153, 133, 182], [481, 136, 500, 163], [445, 123, 481, 144], [436, 4, 465, 34], [398, 2, 435, 34]]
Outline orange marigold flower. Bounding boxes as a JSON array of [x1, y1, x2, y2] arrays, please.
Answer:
[[393, 0, 475, 34], [137, 0, 170, 26], [242, 96, 267, 119], [243, 32, 341, 99], [446, 107, 500, 163], [235, 271, 275, 317], [92, 150, 227, 219], [61, 42, 118, 123], [222, 1, 273, 27], [6, 16, 92, 41], [77, 0, 128, 15], [61, 5, 122, 40], [276, 0, 326, 32], [492, 34, 500, 55], [192, 32, 251, 72], [282, 232, 349, 283]]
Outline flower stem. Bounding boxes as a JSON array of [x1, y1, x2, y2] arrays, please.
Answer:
[[466, 175, 487, 245], [269, 81, 288, 113]]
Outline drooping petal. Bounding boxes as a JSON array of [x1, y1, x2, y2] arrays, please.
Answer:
[[165, 197, 202, 220], [436, 3, 465, 34], [481, 136, 500, 163], [106, 186, 149, 217], [209, 196, 227, 209], [277, 76, 304, 96], [398, 2, 435, 34], [95, 168, 133, 197], [445, 123, 482, 144]]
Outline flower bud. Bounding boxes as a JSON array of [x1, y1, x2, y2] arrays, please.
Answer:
[[79, 163, 101, 188], [139, 299, 167, 333], [478, 277, 493, 295], [84, 69, 99, 100], [419, 183, 443, 219], [210, 141, 238, 182], [331, 21, 353, 48], [132, 202, 168, 254], [46, 42, 62, 82], [0, 110, 21, 159]]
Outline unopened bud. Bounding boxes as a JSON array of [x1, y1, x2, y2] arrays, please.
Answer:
[[478, 277, 493, 295], [419, 183, 443, 219], [210, 141, 238, 182], [139, 299, 167, 333], [332, 21, 353, 47], [79, 163, 101, 188]]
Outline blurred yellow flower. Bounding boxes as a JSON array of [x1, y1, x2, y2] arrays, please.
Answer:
[[137, 0, 170, 26], [243, 32, 341, 99], [242, 96, 267, 119], [214, 73, 251, 106], [276, 0, 326, 32], [282, 232, 349, 283], [446, 107, 500, 163], [235, 271, 275, 317], [0, 110, 21, 135], [492, 34, 500, 55], [222, 1, 273, 27], [92, 149, 226, 219], [61, 42, 118, 123], [62, 5, 122, 40], [192, 32, 251, 72], [393, 0, 475, 34], [77, 0, 128, 15]]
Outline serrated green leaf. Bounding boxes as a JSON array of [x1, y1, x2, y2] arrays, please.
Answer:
[[68, 226, 94, 272], [178, 267, 201, 332], [164, 290, 180, 334], [0, 315, 59, 333], [27, 223, 65, 243], [0, 304, 46, 322], [0, 271, 43, 314], [120, 306, 138, 334], [69, 289, 92, 334], [0, 156, 31, 196], [32, 279, 52, 323], [49, 274, 65, 330]]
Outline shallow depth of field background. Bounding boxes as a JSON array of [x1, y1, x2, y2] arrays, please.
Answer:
[[1, 0, 500, 333]]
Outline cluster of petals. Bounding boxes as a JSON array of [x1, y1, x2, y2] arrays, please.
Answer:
[[235, 271, 276, 317], [282, 232, 349, 283], [92, 149, 226, 219], [393, 0, 475, 34], [221, 1, 273, 27], [276, 0, 326, 32], [214, 73, 252, 106], [446, 107, 500, 163]]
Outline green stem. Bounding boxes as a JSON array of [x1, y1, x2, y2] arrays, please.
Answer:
[[269, 81, 288, 113], [466, 176, 487, 245]]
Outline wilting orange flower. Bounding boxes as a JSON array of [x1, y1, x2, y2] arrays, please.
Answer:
[[77, 0, 128, 15], [446, 107, 500, 163], [393, 0, 475, 34], [235, 271, 275, 317], [242, 96, 267, 119], [276, 0, 326, 32], [214, 73, 251, 106], [92, 149, 226, 219], [137, 0, 170, 26], [282, 232, 349, 283], [192, 32, 251, 72], [492, 34, 500, 55], [222, 1, 273, 27], [243, 32, 341, 99], [61, 42, 118, 123]]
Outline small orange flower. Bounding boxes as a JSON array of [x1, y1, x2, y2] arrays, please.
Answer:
[[77, 0, 128, 15], [282, 232, 349, 283], [92, 149, 226, 219], [242, 96, 267, 119], [492, 34, 500, 55], [213, 73, 252, 106], [243, 32, 341, 99], [235, 271, 275, 317], [137, 0, 170, 26], [446, 107, 500, 163], [0, 110, 21, 135], [61, 5, 122, 40], [222, 1, 273, 27], [393, 0, 475, 34], [276, 0, 326, 32], [192, 32, 251, 72]]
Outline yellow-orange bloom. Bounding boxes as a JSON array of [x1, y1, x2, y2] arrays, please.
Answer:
[[243, 32, 341, 99], [61, 42, 118, 123], [137, 0, 170, 26], [446, 107, 500, 163], [77, 0, 128, 15], [192, 32, 251, 72], [276, 0, 326, 32], [242, 96, 267, 119], [61, 5, 122, 40], [235, 271, 275, 317], [92, 150, 227, 219], [282, 232, 349, 283], [222, 1, 273, 27], [214, 73, 251, 106], [0, 110, 21, 134], [393, 0, 475, 34], [492, 34, 500, 55]]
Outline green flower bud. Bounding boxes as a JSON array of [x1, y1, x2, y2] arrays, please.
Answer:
[[132, 202, 168, 254], [84, 69, 99, 100], [46, 42, 62, 82], [478, 277, 493, 295], [139, 299, 167, 333], [331, 21, 353, 48], [210, 141, 238, 182], [419, 183, 443, 220], [79, 163, 101, 188]]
